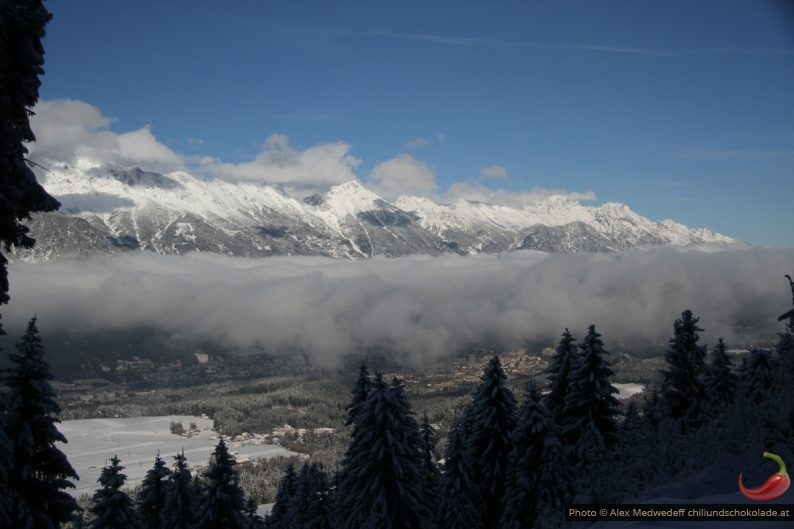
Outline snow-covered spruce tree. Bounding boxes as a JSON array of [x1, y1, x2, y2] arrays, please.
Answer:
[[501, 381, 570, 529], [774, 328, 794, 390], [2, 317, 79, 528], [0, 0, 61, 334], [287, 462, 334, 529], [90, 455, 139, 529], [437, 416, 482, 529], [346, 364, 371, 426], [265, 463, 297, 529], [136, 453, 171, 529], [659, 310, 707, 428], [194, 438, 247, 529], [286, 462, 315, 529], [571, 422, 610, 503], [612, 401, 652, 500], [703, 338, 739, 414], [0, 415, 12, 528], [419, 414, 441, 521], [160, 451, 195, 529], [464, 356, 517, 529], [560, 325, 620, 452], [740, 348, 775, 406], [335, 373, 430, 529], [544, 328, 578, 426]]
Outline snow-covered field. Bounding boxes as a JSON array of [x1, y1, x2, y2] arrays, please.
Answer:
[[57, 415, 297, 496]]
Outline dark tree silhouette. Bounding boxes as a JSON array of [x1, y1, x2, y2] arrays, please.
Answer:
[[437, 416, 481, 529], [335, 373, 430, 529], [0, 0, 60, 334], [287, 462, 334, 529], [160, 451, 195, 529], [136, 454, 171, 529], [90, 455, 139, 529], [0, 419, 12, 528], [502, 381, 570, 529], [194, 438, 246, 529], [419, 414, 441, 521], [346, 364, 371, 426], [266, 463, 297, 529], [660, 310, 707, 426], [2, 317, 79, 528], [464, 356, 517, 529], [703, 338, 739, 412], [544, 328, 578, 426], [740, 348, 774, 405], [560, 325, 620, 451]]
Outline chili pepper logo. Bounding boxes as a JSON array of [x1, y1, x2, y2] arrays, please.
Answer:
[[739, 452, 790, 501]]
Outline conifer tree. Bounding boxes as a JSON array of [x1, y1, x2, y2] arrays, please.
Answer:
[[160, 451, 195, 529], [2, 317, 79, 528], [419, 414, 441, 521], [544, 328, 578, 425], [136, 454, 171, 529], [90, 455, 139, 529], [194, 438, 246, 529], [266, 463, 297, 529], [346, 364, 371, 426], [501, 381, 570, 529], [437, 415, 481, 529], [0, 0, 61, 334], [660, 310, 707, 426], [703, 338, 739, 412], [335, 373, 430, 529], [740, 348, 775, 405], [287, 462, 334, 529], [0, 418, 12, 528], [560, 325, 620, 451], [464, 356, 517, 529]]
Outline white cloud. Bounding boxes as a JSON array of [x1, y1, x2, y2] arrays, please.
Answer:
[[4, 248, 791, 368], [207, 134, 361, 189], [404, 137, 430, 149], [480, 165, 508, 180], [441, 182, 596, 208], [368, 154, 438, 199], [29, 99, 184, 172]]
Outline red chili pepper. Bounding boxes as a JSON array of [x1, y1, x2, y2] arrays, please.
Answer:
[[739, 452, 791, 501]]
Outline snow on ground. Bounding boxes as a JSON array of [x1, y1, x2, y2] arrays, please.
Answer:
[[613, 382, 644, 400], [58, 415, 297, 496]]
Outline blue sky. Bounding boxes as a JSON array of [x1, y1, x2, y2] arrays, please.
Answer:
[[36, 0, 794, 246]]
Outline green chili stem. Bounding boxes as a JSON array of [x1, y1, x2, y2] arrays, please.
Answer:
[[763, 452, 788, 477]]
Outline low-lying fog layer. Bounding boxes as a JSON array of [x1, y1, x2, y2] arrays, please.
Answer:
[[5, 247, 793, 367]]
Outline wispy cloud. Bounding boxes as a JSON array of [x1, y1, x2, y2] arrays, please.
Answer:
[[684, 47, 794, 57], [480, 165, 508, 180], [304, 28, 671, 57], [405, 136, 431, 149], [303, 28, 794, 59]]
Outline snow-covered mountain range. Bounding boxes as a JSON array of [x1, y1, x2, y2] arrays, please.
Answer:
[[16, 162, 740, 261]]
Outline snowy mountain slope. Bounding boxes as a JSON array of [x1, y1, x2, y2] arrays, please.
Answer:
[[16, 162, 741, 261]]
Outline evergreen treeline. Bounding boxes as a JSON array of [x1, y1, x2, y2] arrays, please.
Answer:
[[265, 304, 794, 529], [3, 301, 794, 529]]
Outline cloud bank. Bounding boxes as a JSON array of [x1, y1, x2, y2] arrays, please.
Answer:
[[29, 99, 597, 207], [5, 247, 791, 368], [29, 100, 184, 172]]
